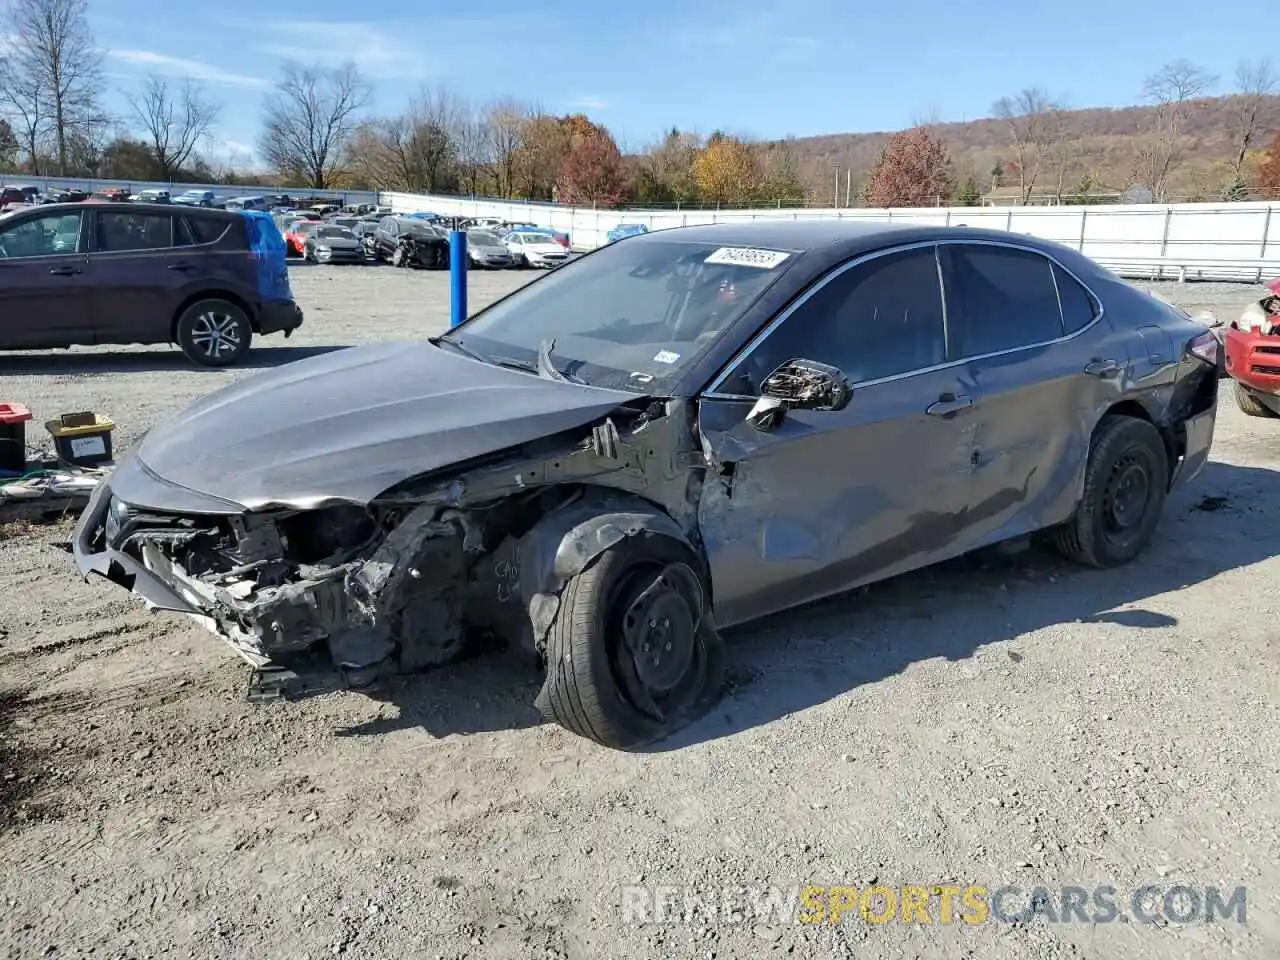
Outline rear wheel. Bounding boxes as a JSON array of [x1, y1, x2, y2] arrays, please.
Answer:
[[1053, 415, 1169, 568], [1233, 381, 1279, 418], [539, 536, 724, 749], [175, 299, 252, 367]]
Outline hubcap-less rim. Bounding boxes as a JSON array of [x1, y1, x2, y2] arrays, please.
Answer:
[[190, 312, 242, 359], [623, 585, 696, 692], [1102, 451, 1151, 540]]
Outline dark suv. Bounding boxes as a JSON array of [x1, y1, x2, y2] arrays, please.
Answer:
[[0, 202, 303, 366]]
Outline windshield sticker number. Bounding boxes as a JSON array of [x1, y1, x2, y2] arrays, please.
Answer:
[[653, 350, 681, 364], [704, 247, 791, 269]]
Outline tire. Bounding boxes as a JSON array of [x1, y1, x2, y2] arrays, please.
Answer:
[[175, 299, 253, 367], [391, 245, 407, 267], [1233, 381, 1278, 418], [1053, 415, 1169, 568], [539, 535, 725, 749]]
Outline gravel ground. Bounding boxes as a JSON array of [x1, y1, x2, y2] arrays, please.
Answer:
[[1, 269, 1278, 960]]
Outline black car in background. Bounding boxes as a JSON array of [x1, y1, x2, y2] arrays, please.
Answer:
[[372, 215, 450, 268], [0, 202, 303, 366]]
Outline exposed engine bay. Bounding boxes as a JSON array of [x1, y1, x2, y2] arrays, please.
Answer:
[[92, 398, 707, 689]]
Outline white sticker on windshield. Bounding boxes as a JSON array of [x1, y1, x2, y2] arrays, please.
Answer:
[[704, 246, 791, 269], [653, 350, 681, 364]]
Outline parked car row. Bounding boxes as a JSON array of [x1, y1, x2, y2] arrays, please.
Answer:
[[271, 208, 574, 270], [0, 183, 381, 220]]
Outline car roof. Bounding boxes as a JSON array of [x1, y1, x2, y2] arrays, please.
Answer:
[[24, 201, 235, 218], [623, 219, 1086, 262]]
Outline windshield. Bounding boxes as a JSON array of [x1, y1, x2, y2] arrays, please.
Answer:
[[471, 231, 501, 245], [403, 221, 439, 237], [521, 233, 555, 244], [316, 227, 354, 240], [440, 238, 796, 393]]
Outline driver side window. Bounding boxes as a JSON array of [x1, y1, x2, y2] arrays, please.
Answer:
[[716, 246, 947, 396], [0, 211, 85, 259]]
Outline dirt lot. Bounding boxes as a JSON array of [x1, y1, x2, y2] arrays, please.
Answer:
[[1, 266, 1278, 960]]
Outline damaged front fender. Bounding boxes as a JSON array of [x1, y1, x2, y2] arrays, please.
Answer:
[[507, 489, 699, 648]]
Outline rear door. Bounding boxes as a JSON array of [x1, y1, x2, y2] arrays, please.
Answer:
[[0, 209, 91, 348], [87, 209, 189, 344], [937, 241, 1118, 545]]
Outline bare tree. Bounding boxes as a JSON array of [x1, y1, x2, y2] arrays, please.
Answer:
[[453, 103, 492, 196], [1133, 59, 1217, 200], [130, 76, 220, 180], [258, 62, 371, 189], [0, 59, 48, 172], [6, 0, 105, 175], [992, 88, 1065, 204], [1226, 59, 1278, 179], [484, 98, 527, 198]]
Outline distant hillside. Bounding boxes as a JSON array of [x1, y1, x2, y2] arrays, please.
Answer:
[[785, 94, 1280, 202]]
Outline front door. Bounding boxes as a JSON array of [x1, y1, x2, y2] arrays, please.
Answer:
[[697, 244, 982, 628], [87, 210, 187, 344], [0, 209, 91, 348]]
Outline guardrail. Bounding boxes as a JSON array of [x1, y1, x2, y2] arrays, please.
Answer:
[[378, 192, 1280, 283]]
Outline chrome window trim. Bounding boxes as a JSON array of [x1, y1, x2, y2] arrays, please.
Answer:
[[702, 237, 1107, 401]]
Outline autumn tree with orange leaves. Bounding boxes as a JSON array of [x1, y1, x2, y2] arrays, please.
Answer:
[[1258, 130, 1280, 199], [863, 127, 955, 207], [691, 133, 763, 205], [556, 114, 627, 207]]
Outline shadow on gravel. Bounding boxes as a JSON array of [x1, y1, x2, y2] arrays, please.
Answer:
[[644, 459, 1280, 751], [0, 344, 349, 375], [0, 687, 66, 835]]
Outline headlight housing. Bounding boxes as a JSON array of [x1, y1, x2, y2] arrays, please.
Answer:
[[104, 495, 130, 544]]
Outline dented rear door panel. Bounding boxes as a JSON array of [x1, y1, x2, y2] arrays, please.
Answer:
[[696, 367, 976, 629]]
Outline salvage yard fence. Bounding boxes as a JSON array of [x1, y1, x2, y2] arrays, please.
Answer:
[[379, 192, 1280, 284]]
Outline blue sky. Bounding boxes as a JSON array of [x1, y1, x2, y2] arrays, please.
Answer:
[[92, 0, 1276, 168]]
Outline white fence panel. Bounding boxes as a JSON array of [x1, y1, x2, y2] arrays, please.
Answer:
[[378, 191, 1280, 281]]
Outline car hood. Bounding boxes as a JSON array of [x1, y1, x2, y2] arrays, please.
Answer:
[[522, 243, 565, 255], [130, 341, 643, 511]]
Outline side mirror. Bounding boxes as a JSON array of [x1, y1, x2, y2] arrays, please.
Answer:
[[746, 359, 852, 431]]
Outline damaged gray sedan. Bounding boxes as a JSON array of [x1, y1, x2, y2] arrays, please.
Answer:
[[72, 221, 1221, 749]]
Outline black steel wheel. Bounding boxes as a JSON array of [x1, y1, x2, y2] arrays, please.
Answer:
[[1053, 415, 1169, 567], [538, 535, 724, 749]]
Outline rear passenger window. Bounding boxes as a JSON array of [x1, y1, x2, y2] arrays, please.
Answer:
[[97, 212, 172, 251], [1053, 263, 1098, 333], [946, 245, 1065, 357], [180, 216, 228, 245]]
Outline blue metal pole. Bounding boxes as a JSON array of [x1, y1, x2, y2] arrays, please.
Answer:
[[449, 230, 467, 328]]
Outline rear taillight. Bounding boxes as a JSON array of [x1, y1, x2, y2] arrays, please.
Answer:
[[1187, 330, 1220, 367]]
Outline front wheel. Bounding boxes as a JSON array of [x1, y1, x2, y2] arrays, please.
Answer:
[[1234, 381, 1279, 418], [1053, 415, 1169, 568], [538, 536, 724, 749], [175, 299, 252, 367]]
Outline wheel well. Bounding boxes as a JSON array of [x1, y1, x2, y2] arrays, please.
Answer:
[[1097, 400, 1180, 479], [170, 290, 257, 342]]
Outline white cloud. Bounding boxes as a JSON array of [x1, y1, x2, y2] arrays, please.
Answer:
[[108, 49, 268, 89], [568, 95, 608, 110], [256, 20, 438, 80]]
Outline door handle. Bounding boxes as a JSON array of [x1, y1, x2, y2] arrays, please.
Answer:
[[48, 265, 79, 276], [168, 262, 192, 271], [926, 393, 973, 416], [1084, 358, 1122, 377]]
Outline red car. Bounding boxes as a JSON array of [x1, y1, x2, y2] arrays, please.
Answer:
[[1224, 277, 1280, 418], [284, 219, 320, 257]]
